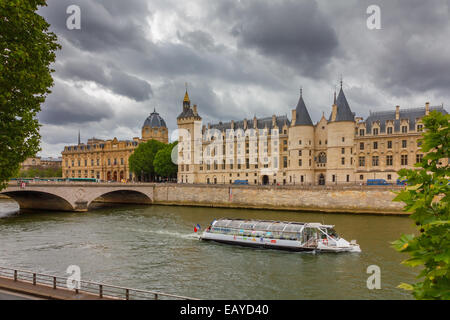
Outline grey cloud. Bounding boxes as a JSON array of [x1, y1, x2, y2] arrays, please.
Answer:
[[38, 81, 115, 125], [57, 60, 153, 101], [228, 0, 339, 78]]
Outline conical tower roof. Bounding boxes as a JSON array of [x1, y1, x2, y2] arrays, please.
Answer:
[[294, 90, 313, 126]]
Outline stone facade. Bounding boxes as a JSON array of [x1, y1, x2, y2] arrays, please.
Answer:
[[62, 110, 168, 181], [177, 85, 448, 185]]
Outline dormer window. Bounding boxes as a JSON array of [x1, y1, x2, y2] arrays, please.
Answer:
[[387, 127, 393, 134], [402, 126, 408, 133], [373, 128, 379, 135]]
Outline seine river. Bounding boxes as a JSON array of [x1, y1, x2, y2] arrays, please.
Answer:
[[0, 198, 416, 300]]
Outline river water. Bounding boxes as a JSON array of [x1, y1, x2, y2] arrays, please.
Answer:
[[0, 198, 416, 300]]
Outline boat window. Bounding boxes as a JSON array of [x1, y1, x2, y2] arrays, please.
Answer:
[[326, 228, 339, 239]]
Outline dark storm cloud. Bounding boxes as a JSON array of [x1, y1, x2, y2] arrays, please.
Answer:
[[228, 0, 339, 78], [57, 60, 153, 101], [40, 0, 150, 52], [38, 81, 114, 125]]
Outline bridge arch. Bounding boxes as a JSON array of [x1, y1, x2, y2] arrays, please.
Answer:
[[2, 190, 75, 212], [86, 189, 153, 209]]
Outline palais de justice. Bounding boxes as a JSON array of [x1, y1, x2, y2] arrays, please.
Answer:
[[61, 85, 447, 185]]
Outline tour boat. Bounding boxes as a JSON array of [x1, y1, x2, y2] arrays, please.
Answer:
[[200, 218, 361, 253]]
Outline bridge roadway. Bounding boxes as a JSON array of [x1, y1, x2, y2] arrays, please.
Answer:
[[1, 181, 154, 212]]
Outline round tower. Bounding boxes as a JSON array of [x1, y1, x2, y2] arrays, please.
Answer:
[[288, 89, 315, 185]]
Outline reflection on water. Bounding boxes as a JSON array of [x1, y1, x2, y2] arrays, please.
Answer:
[[0, 198, 416, 299]]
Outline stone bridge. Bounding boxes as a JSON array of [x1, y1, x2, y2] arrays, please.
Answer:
[[1, 182, 154, 212]]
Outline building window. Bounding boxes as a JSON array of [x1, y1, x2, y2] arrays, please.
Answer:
[[387, 127, 393, 134], [373, 142, 378, 150], [372, 156, 379, 166], [121, 158, 124, 165], [108, 159, 111, 165], [359, 157, 365, 167], [401, 155, 408, 166], [359, 129, 365, 136], [342, 137, 345, 142], [346, 175, 350, 182], [417, 124, 423, 132], [402, 140, 407, 148], [299, 140, 302, 145], [402, 126, 408, 133], [360, 142, 364, 150], [298, 159, 302, 167], [341, 148, 345, 154], [373, 128, 379, 135], [360, 175, 364, 180], [341, 157, 345, 165], [386, 155, 393, 166], [387, 141, 392, 149], [332, 175, 336, 183], [416, 154, 423, 163]]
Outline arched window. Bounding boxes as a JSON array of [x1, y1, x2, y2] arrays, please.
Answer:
[[318, 152, 327, 164]]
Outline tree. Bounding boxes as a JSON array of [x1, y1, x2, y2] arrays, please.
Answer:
[[129, 139, 165, 181], [0, 0, 60, 190], [392, 111, 450, 300], [154, 142, 178, 180]]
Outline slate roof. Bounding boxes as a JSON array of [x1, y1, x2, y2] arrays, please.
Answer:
[[143, 110, 167, 128], [177, 108, 197, 119], [364, 106, 447, 133], [294, 94, 313, 126], [209, 115, 291, 133], [330, 88, 355, 122]]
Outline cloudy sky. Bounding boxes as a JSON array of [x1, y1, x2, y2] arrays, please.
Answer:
[[37, 0, 450, 157]]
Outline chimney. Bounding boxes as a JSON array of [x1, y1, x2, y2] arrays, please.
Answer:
[[395, 106, 400, 120], [253, 116, 257, 129], [425, 102, 430, 115], [193, 104, 198, 116], [272, 115, 276, 127], [292, 110, 296, 125], [244, 118, 248, 130], [231, 120, 234, 130]]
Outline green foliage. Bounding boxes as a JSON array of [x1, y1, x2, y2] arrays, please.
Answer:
[[0, 0, 60, 190], [154, 142, 178, 179], [392, 111, 450, 300], [129, 139, 165, 181], [18, 166, 62, 178]]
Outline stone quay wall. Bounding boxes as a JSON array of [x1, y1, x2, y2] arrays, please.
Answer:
[[152, 184, 406, 215]]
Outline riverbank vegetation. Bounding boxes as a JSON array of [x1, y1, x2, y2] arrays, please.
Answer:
[[0, 0, 60, 190], [392, 111, 450, 300]]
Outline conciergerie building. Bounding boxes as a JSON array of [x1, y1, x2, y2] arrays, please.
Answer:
[[177, 83, 447, 186]]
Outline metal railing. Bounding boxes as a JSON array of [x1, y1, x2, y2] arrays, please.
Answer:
[[0, 266, 199, 300]]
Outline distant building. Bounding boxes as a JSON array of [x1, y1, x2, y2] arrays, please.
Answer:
[[21, 157, 62, 170], [61, 109, 168, 181], [177, 85, 448, 185]]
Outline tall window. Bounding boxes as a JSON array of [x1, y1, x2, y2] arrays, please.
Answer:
[[373, 128, 379, 135], [359, 129, 365, 136], [402, 126, 408, 133], [387, 127, 393, 134], [387, 141, 392, 149], [341, 148, 345, 154], [402, 140, 407, 148], [359, 156, 365, 167], [283, 157, 288, 168], [416, 154, 423, 163], [341, 157, 345, 165], [298, 159, 302, 167], [373, 142, 378, 150], [417, 124, 423, 132], [372, 156, 379, 166], [386, 155, 393, 166], [401, 155, 408, 166], [360, 142, 364, 150], [298, 150, 302, 156]]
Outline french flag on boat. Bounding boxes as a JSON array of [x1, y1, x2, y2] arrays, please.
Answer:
[[194, 224, 201, 233]]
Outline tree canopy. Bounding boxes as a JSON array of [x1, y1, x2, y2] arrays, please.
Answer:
[[0, 0, 60, 190], [392, 111, 450, 300], [154, 142, 178, 179], [129, 139, 165, 181]]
